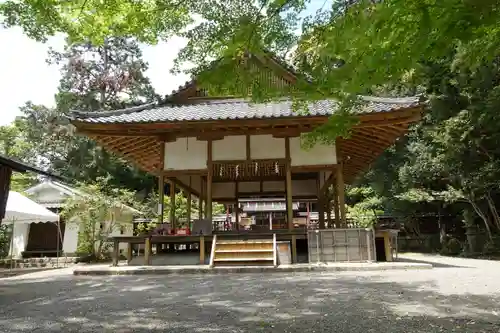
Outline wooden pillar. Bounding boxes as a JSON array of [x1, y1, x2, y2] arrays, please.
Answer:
[[199, 235, 205, 264], [158, 174, 165, 222], [186, 189, 192, 230], [235, 181, 239, 231], [384, 232, 393, 262], [158, 142, 165, 225], [335, 148, 346, 228], [285, 137, 293, 230], [333, 184, 340, 228], [285, 137, 297, 263], [318, 196, 325, 229], [326, 197, 332, 228], [112, 239, 119, 266], [199, 179, 204, 220], [170, 180, 176, 232], [126, 242, 133, 264], [206, 140, 213, 221], [144, 237, 151, 265], [291, 235, 297, 264]]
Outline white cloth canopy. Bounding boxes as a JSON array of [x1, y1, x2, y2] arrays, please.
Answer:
[[3, 191, 59, 224], [3, 191, 60, 259]]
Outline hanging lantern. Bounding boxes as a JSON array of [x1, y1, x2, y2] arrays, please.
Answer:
[[235, 164, 240, 178]]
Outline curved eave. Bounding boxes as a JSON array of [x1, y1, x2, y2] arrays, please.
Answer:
[[77, 105, 423, 181]]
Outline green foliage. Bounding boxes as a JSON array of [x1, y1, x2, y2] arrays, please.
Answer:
[[0, 224, 11, 259], [0, 0, 192, 44], [3, 1, 500, 140], [61, 178, 141, 258], [9, 173, 38, 193], [345, 186, 384, 227]]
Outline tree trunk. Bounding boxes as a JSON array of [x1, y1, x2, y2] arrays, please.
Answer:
[[100, 39, 108, 109], [486, 193, 500, 232], [469, 200, 493, 242], [437, 206, 446, 245]]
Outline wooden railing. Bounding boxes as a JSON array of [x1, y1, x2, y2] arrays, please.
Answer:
[[272, 233, 277, 267], [209, 234, 217, 268]]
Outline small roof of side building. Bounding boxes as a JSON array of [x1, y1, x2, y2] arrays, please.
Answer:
[[25, 179, 142, 214]]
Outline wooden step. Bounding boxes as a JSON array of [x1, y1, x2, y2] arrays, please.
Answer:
[[215, 250, 274, 260], [216, 243, 273, 251], [216, 240, 273, 244], [215, 249, 273, 253], [214, 257, 273, 262], [214, 262, 275, 266], [210, 237, 276, 267]]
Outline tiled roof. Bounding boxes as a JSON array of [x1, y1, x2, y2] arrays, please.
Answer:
[[70, 96, 421, 125]]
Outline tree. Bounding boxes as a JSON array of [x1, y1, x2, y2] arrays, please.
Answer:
[[14, 37, 159, 192], [61, 179, 141, 258], [4, 1, 498, 102]]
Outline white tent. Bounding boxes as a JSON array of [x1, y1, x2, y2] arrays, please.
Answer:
[[2, 191, 60, 259]]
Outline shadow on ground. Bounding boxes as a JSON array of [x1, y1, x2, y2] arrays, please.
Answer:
[[396, 256, 471, 268], [0, 271, 498, 332]]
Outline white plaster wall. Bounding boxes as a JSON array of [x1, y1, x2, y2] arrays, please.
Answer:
[[290, 137, 337, 166], [165, 137, 207, 170], [213, 136, 246, 161], [213, 183, 235, 198], [9, 223, 30, 258], [250, 135, 286, 159], [239, 182, 260, 193], [62, 219, 80, 254]]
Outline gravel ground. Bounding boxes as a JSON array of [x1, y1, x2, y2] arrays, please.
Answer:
[[0, 254, 499, 332]]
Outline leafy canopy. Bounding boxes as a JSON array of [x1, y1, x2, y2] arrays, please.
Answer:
[[2, 0, 499, 97]]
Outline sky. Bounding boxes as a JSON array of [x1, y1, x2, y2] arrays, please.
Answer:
[[0, 0, 329, 126], [0, 28, 190, 125]]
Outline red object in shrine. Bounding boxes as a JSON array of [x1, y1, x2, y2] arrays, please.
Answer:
[[175, 228, 191, 235]]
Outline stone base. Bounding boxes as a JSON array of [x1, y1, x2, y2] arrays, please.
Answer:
[[73, 261, 432, 276], [0, 257, 78, 269]]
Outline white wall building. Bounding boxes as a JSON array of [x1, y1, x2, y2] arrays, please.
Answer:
[[25, 180, 140, 256]]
